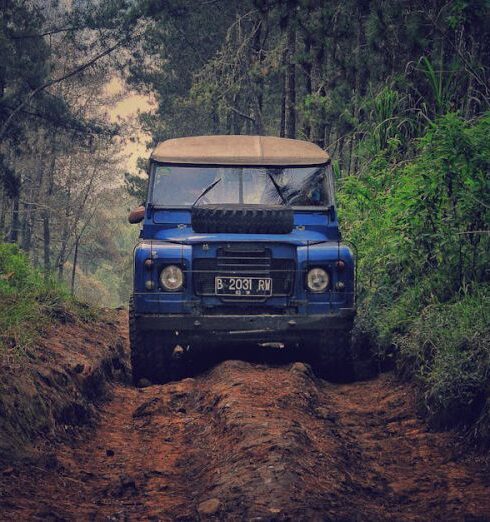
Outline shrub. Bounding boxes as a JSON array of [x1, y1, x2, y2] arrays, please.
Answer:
[[396, 287, 490, 438], [338, 111, 490, 441], [0, 243, 43, 294]]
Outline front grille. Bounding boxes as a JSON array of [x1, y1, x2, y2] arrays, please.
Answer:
[[193, 246, 295, 299]]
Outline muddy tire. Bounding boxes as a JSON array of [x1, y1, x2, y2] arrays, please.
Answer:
[[311, 331, 354, 383], [129, 297, 179, 385]]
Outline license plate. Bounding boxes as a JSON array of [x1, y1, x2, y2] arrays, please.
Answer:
[[215, 276, 272, 297]]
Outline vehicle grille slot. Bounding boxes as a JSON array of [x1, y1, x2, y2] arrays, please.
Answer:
[[193, 247, 295, 300], [217, 248, 271, 275]]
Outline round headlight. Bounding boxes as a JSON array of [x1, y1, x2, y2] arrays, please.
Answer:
[[307, 268, 329, 292], [160, 265, 184, 291]]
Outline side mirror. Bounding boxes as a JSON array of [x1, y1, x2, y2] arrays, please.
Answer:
[[128, 205, 145, 224]]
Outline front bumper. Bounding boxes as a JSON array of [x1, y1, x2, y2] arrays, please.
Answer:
[[136, 309, 355, 342]]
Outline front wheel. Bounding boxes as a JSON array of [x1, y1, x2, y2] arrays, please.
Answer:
[[129, 298, 181, 385], [310, 330, 354, 383]]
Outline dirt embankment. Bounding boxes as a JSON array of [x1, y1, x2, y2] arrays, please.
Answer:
[[1, 314, 490, 521], [0, 310, 129, 461]]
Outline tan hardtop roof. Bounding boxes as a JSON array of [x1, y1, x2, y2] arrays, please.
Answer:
[[150, 135, 329, 166]]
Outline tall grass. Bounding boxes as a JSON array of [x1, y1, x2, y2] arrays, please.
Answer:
[[397, 287, 489, 432], [0, 243, 98, 355]]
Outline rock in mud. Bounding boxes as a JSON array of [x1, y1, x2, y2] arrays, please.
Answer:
[[197, 498, 221, 516], [314, 407, 338, 423], [73, 363, 84, 374], [137, 378, 153, 388], [289, 362, 313, 378], [132, 397, 163, 418], [111, 475, 138, 497], [40, 453, 59, 470], [34, 509, 66, 521]]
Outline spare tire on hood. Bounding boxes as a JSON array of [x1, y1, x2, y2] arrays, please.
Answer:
[[191, 204, 294, 234]]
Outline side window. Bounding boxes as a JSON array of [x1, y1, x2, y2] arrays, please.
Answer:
[[324, 164, 335, 207]]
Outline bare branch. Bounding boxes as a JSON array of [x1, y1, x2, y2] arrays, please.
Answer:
[[11, 26, 83, 40], [0, 35, 132, 142], [228, 106, 255, 123]]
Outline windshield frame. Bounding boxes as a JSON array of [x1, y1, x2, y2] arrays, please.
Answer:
[[147, 161, 335, 211]]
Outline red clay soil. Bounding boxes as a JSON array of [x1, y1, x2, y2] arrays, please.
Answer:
[[0, 309, 128, 460], [1, 316, 490, 521]]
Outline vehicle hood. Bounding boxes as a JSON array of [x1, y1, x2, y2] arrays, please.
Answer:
[[141, 208, 340, 244], [150, 226, 330, 246]]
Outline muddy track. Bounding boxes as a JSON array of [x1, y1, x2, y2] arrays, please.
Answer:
[[1, 328, 490, 520]]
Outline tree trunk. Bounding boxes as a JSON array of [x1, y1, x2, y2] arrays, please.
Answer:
[[285, 18, 296, 139], [211, 101, 220, 134], [337, 137, 345, 177], [347, 137, 354, 176], [43, 210, 51, 273], [43, 140, 57, 275], [56, 157, 74, 281], [232, 94, 241, 134], [280, 68, 286, 137], [20, 153, 43, 254], [301, 33, 313, 139], [9, 192, 19, 243], [57, 201, 71, 282], [252, 13, 266, 135], [336, 1, 366, 174], [70, 234, 79, 295], [311, 36, 326, 146], [20, 201, 32, 253], [464, 36, 476, 118], [0, 186, 7, 240]]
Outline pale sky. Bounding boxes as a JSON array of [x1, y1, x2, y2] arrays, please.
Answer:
[[104, 76, 156, 173]]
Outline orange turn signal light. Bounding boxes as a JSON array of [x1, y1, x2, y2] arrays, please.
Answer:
[[335, 260, 346, 271]]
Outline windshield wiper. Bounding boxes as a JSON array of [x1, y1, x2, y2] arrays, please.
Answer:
[[192, 178, 222, 207], [267, 172, 288, 205]]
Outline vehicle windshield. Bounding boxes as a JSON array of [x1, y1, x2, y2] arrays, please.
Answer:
[[150, 164, 334, 207]]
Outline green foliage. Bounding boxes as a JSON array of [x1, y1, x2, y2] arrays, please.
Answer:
[[0, 244, 98, 354], [418, 57, 453, 116], [0, 243, 43, 294], [338, 112, 490, 441], [397, 288, 489, 432]]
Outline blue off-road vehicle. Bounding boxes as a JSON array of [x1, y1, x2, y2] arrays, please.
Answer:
[[128, 136, 355, 384]]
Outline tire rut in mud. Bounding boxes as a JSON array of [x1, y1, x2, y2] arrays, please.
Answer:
[[1, 360, 490, 521], [177, 361, 359, 520]]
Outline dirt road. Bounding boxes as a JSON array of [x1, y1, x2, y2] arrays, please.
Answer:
[[1, 321, 490, 521]]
